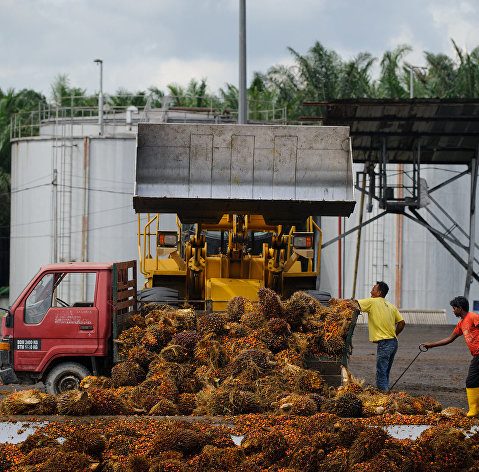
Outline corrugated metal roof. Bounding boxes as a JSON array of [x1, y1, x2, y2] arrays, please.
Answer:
[[311, 98, 479, 165]]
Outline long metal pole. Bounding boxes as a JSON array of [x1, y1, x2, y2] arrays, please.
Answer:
[[94, 59, 104, 135], [99, 61, 104, 135], [352, 171, 366, 298], [465, 155, 479, 298], [238, 0, 247, 124]]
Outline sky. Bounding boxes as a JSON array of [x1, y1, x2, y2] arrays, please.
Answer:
[[1, 0, 479, 100]]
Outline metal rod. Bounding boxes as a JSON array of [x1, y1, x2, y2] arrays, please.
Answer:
[[352, 171, 366, 298], [238, 0, 247, 124], [406, 210, 479, 283], [322, 211, 387, 248], [465, 155, 479, 298], [94, 59, 104, 135], [428, 169, 469, 194]]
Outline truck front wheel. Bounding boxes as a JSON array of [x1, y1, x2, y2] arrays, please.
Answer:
[[44, 362, 91, 395]]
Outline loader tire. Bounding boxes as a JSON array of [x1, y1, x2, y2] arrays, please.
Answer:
[[44, 362, 91, 395], [137, 287, 179, 306], [305, 289, 331, 306]]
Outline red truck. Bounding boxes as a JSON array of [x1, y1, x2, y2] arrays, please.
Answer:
[[0, 261, 137, 394]]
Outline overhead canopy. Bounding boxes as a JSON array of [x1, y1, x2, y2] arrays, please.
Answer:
[[307, 98, 479, 165]]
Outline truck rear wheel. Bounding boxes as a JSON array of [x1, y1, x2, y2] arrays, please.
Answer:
[[138, 287, 179, 306], [44, 362, 91, 395], [305, 290, 331, 305]]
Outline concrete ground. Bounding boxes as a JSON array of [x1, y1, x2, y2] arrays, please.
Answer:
[[348, 324, 470, 410]]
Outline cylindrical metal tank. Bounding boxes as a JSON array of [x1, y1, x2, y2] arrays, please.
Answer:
[[9, 111, 179, 305]]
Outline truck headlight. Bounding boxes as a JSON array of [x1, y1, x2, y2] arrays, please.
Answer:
[[157, 231, 178, 247], [292, 232, 313, 249]]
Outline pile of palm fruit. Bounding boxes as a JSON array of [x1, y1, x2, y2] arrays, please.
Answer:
[[0, 413, 477, 471], [1, 289, 478, 470], [0, 289, 468, 419]]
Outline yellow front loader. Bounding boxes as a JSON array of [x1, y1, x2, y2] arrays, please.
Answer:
[[134, 123, 355, 310]]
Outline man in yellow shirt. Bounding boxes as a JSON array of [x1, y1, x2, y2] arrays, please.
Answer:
[[355, 281, 405, 392]]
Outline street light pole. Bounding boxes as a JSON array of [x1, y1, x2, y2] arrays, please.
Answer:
[[238, 0, 247, 124], [93, 59, 104, 135]]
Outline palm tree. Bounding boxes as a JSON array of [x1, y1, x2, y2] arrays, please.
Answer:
[[452, 40, 479, 97], [420, 52, 456, 97], [50, 74, 93, 109], [265, 64, 302, 120], [338, 52, 377, 98], [288, 41, 342, 101], [378, 45, 412, 98]]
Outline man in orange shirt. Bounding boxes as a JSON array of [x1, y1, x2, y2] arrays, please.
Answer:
[[423, 296, 479, 417]]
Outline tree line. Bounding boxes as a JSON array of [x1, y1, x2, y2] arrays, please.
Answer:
[[0, 39, 478, 288]]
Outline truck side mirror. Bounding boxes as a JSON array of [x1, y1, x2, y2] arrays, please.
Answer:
[[1, 309, 13, 329]]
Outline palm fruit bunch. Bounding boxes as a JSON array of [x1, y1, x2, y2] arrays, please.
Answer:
[[323, 334, 346, 356], [196, 312, 227, 336], [266, 317, 289, 336], [275, 348, 303, 367], [171, 308, 196, 331], [349, 428, 390, 465], [145, 307, 173, 326], [283, 291, 318, 329], [277, 394, 318, 416], [87, 388, 129, 415], [33, 450, 92, 471], [228, 389, 261, 414], [127, 345, 155, 368], [111, 360, 146, 387], [159, 344, 189, 363], [227, 348, 272, 377], [177, 393, 197, 415], [142, 322, 176, 352], [321, 392, 363, 418], [0, 389, 57, 415], [261, 430, 288, 463], [258, 287, 284, 319], [19, 432, 59, 456], [171, 330, 201, 352], [257, 327, 288, 353], [418, 394, 443, 412], [226, 295, 258, 322], [191, 445, 244, 472], [293, 368, 325, 394], [148, 425, 207, 457], [308, 393, 327, 411], [306, 332, 326, 356], [240, 310, 266, 329], [80, 375, 114, 390], [390, 392, 426, 415], [226, 322, 252, 338], [57, 390, 92, 416], [140, 302, 162, 316], [194, 334, 228, 368], [61, 425, 106, 459], [142, 372, 179, 402], [148, 396, 178, 416], [20, 446, 60, 468], [116, 326, 146, 358]]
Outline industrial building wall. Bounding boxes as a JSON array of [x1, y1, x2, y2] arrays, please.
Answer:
[[319, 163, 477, 324]]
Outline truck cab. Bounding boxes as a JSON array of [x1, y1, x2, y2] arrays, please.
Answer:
[[0, 261, 136, 394]]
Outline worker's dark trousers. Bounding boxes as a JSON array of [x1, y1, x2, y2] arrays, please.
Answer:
[[376, 338, 398, 392], [466, 356, 479, 388]]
